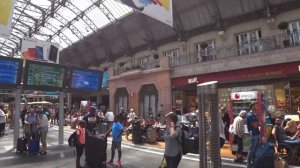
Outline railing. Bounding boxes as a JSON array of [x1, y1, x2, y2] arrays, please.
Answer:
[[170, 31, 300, 67], [113, 60, 160, 76]]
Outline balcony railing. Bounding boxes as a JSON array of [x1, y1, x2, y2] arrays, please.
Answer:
[[113, 60, 160, 76], [170, 31, 300, 67]]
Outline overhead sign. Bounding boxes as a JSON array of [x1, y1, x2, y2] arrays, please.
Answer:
[[117, 0, 173, 27], [0, 0, 15, 38], [231, 91, 257, 100], [21, 37, 60, 63]]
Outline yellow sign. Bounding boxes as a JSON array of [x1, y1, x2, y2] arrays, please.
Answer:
[[0, 0, 13, 25]]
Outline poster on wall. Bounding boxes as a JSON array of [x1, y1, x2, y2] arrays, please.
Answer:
[[0, 0, 15, 38], [116, 0, 173, 27], [21, 37, 60, 63]]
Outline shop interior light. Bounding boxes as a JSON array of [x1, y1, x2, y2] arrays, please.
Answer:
[[197, 81, 218, 86]]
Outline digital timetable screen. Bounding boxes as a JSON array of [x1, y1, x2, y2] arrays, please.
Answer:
[[70, 68, 103, 91], [0, 60, 19, 84], [0, 56, 22, 88], [24, 60, 66, 90]]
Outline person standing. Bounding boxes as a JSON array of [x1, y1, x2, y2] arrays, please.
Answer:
[[105, 109, 115, 129], [164, 112, 182, 168], [106, 115, 124, 167], [0, 105, 6, 137], [24, 107, 40, 139], [221, 107, 230, 141], [83, 107, 100, 135], [76, 120, 86, 168], [37, 107, 48, 155], [233, 110, 247, 163], [246, 101, 260, 168]]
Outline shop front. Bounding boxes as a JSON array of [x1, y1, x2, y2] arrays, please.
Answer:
[[172, 61, 300, 116], [172, 61, 300, 153]]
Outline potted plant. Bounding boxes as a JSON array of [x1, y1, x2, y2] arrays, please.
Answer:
[[200, 42, 208, 50], [277, 21, 290, 47], [153, 54, 159, 60]]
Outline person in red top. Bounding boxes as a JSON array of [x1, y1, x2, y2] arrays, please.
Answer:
[[76, 120, 86, 168]]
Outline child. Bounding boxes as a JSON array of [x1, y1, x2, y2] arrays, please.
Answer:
[[106, 115, 124, 167], [76, 120, 86, 168]]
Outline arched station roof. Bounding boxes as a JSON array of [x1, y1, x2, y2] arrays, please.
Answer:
[[0, 0, 133, 57]]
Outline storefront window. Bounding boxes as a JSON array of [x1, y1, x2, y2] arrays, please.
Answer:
[[173, 91, 183, 111], [115, 87, 128, 114], [139, 84, 158, 119]]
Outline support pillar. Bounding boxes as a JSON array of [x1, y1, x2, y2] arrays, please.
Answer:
[[13, 89, 21, 148], [59, 92, 64, 145]]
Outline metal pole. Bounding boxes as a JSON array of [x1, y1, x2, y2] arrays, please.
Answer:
[[197, 88, 207, 168], [14, 89, 21, 148], [58, 92, 64, 145], [197, 81, 220, 168]]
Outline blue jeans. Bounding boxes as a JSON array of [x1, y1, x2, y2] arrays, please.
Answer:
[[247, 135, 260, 168]]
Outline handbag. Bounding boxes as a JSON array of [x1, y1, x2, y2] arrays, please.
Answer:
[[159, 156, 167, 168]]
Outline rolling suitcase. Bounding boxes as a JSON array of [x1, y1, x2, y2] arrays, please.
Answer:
[[16, 137, 27, 153], [98, 123, 109, 135], [85, 134, 107, 168], [28, 133, 40, 155], [146, 127, 157, 143], [254, 143, 275, 168]]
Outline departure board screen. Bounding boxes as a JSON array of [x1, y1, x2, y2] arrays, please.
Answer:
[[70, 68, 103, 91], [0, 58, 21, 85], [24, 61, 66, 90]]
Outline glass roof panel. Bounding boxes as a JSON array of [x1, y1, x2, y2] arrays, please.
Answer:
[[72, 20, 92, 36], [104, 0, 133, 19], [70, 0, 93, 11], [86, 7, 111, 29], [61, 28, 79, 42], [0, 0, 133, 55]]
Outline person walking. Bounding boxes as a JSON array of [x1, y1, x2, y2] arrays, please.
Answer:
[[37, 107, 48, 155], [164, 112, 182, 168], [106, 115, 124, 167], [76, 120, 86, 168], [246, 101, 260, 168], [233, 110, 247, 163], [0, 104, 6, 137]]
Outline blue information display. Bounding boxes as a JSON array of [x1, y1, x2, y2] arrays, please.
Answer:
[[70, 69, 103, 91], [0, 59, 20, 85]]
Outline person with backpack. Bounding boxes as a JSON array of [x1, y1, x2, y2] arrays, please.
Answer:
[[164, 112, 182, 168], [37, 107, 48, 155], [76, 120, 86, 168]]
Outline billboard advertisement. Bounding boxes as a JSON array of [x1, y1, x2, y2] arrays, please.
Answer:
[[21, 37, 60, 63], [117, 0, 173, 27], [0, 0, 16, 38]]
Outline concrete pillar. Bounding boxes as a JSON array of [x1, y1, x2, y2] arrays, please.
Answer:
[[14, 89, 21, 148], [58, 92, 64, 145]]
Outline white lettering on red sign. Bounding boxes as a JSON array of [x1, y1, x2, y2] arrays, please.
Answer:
[[188, 77, 197, 84], [231, 91, 257, 100]]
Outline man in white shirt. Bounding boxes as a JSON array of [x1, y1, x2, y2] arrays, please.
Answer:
[[0, 104, 6, 137], [105, 109, 115, 128]]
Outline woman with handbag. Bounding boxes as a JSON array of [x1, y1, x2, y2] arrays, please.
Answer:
[[164, 112, 182, 168]]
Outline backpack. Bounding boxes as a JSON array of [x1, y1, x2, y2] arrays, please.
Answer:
[[68, 131, 77, 147], [179, 124, 191, 155]]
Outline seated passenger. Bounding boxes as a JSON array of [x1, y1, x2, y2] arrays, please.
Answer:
[[272, 117, 300, 147]]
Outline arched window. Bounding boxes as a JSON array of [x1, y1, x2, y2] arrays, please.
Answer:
[[115, 87, 128, 114], [139, 84, 158, 119]]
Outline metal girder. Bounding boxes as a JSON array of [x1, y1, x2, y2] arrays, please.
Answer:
[[43, 23, 73, 45], [137, 13, 155, 49], [207, 0, 224, 30], [90, 0, 116, 22], [172, 5, 187, 41], [16, 1, 44, 15]]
